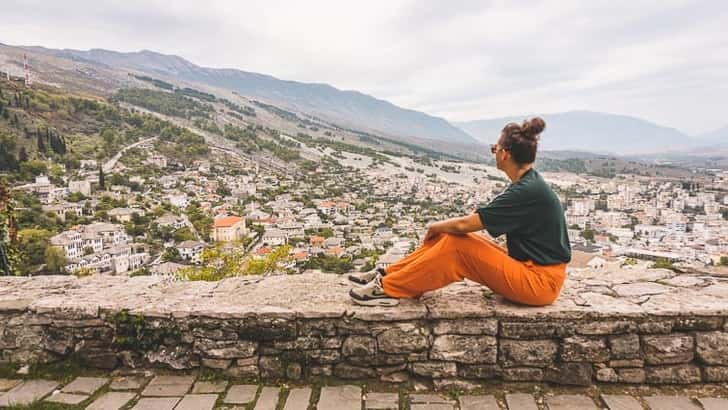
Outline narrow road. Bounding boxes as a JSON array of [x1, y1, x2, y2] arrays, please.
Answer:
[[102, 137, 157, 173]]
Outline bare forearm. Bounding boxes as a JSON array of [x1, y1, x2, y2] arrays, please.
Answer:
[[429, 213, 484, 235]]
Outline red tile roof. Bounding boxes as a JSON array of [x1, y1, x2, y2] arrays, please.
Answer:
[[213, 215, 242, 228]]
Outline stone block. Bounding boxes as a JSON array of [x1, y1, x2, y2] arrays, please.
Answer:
[[333, 363, 376, 379], [255, 386, 281, 410], [696, 332, 728, 365], [432, 319, 497, 335], [300, 319, 337, 336], [273, 336, 321, 350], [457, 364, 501, 379], [376, 324, 429, 354], [141, 375, 194, 397], [608, 334, 641, 359], [638, 320, 673, 334], [499, 339, 558, 367], [194, 338, 257, 359], [238, 317, 297, 341], [347, 354, 407, 367], [86, 392, 136, 410], [224, 384, 258, 404], [131, 397, 180, 410], [342, 335, 377, 356], [259, 355, 286, 378], [673, 317, 723, 331], [546, 394, 598, 410], [645, 364, 702, 384], [318, 385, 362, 410], [459, 395, 500, 410], [410, 361, 457, 378], [45, 392, 88, 405], [616, 368, 645, 383], [561, 336, 609, 362], [642, 334, 694, 365], [364, 392, 399, 409], [109, 376, 145, 390], [287, 362, 303, 380], [0, 380, 60, 407], [700, 398, 728, 410], [432, 379, 481, 391], [62, 376, 108, 395], [704, 366, 728, 382], [600, 394, 643, 410], [192, 380, 228, 394], [322, 337, 343, 349], [544, 362, 594, 386], [577, 320, 636, 335], [201, 358, 231, 369], [175, 394, 218, 410], [431, 335, 497, 364], [409, 393, 455, 404], [502, 367, 543, 381], [596, 367, 618, 383], [284, 387, 312, 410], [505, 393, 538, 410], [609, 359, 644, 368], [500, 321, 574, 339], [644, 396, 701, 410]]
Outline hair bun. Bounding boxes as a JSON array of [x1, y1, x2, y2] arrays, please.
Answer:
[[521, 117, 545, 140]]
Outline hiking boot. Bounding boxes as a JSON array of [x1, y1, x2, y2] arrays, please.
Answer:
[[348, 267, 386, 285], [349, 274, 399, 307]]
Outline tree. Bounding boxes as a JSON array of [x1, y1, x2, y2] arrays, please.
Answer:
[[44, 246, 67, 274], [581, 229, 595, 241], [719, 256, 728, 267], [17, 228, 52, 270], [162, 247, 182, 263], [98, 166, 106, 189]]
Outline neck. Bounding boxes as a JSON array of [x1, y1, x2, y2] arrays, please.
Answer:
[[505, 164, 532, 183]]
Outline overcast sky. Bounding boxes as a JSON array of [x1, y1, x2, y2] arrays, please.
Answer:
[[1, 0, 727, 135]]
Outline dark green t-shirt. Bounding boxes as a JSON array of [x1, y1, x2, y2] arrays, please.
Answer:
[[477, 168, 571, 265]]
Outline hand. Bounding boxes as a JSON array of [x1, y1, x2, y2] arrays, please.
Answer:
[[424, 225, 440, 243]]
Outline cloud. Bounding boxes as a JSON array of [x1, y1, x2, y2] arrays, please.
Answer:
[[0, 0, 726, 134]]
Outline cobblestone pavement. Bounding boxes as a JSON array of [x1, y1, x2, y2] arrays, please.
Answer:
[[1, 374, 727, 409]]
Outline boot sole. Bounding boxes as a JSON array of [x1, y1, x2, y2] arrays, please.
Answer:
[[349, 289, 399, 307]]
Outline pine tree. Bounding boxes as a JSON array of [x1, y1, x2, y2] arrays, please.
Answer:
[[36, 133, 46, 153], [99, 167, 105, 189], [18, 146, 28, 162]]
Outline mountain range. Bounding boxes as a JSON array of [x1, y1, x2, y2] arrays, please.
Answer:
[[27, 46, 478, 146], [457, 111, 726, 155]]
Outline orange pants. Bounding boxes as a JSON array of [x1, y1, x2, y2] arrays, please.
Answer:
[[381, 233, 566, 306]]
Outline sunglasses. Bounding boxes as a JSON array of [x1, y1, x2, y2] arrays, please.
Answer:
[[490, 144, 506, 154]]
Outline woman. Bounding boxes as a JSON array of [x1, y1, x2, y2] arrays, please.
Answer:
[[349, 117, 571, 307]]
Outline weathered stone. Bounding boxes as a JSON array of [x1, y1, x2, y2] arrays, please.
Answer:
[[696, 332, 728, 365], [596, 367, 618, 382], [309, 365, 332, 376], [194, 338, 257, 359], [238, 317, 297, 341], [284, 387, 312, 410], [175, 394, 218, 410], [546, 394, 599, 410], [342, 335, 377, 356], [700, 397, 728, 410], [642, 334, 694, 365], [141, 375, 194, 397], [259, 355, 286, 378], [201, 358, 231, 369], [638, 320, 673, 334], [544, 362, 594, 386], [45, 392, 88, 405], [78, 348, 119, 369], [411, 361, 457, 378], [131, 397, 180, 410], [600, 394, 643, 410], [673, 317, 723, 331], [286, 362, 302, 380], [409, 393, 454, 404], [608, 334, 641, 359], [41, 328, 75, 355], [502, 367, 543, 381], [376, 324, 429, 354], [192, 380, 228, 394], [431, 335, 496, 364], [644, 396, 701, 410], [109, 376, 144, 390], [561, 336, 609, 362], [505, 393, 538, 410], [432, 378, 481, 391], [224, 384, 258, 404], [322, 337, 343, 349], [645, 364, 702, 384], [499, 339, 558, 367], [577, 320, 636, 335], [0, 378, 21, 391], [380, 371, 409, 383], [318, 385, 361, 410], [364, 392, 399, 409], [144, 346, 197, 370], [617, 368, 646, 383], [432, 319, 497, 335], [458, 364, 501, 379], [192, 327, 238, 341], [333, 363, 377, 378], [62, 376, 108, 395], [255, 386, 281, 410], [704, 366, 728, 382], [459, 395, 500, 410], [609, 359, 644, 368], [0, 380, 59, 406], [301, 319, 337, 336], [347, 354, 407, 367], [500, 321, 574, 339], [273, 336, 321, 350], [86, 392, 136, 410]]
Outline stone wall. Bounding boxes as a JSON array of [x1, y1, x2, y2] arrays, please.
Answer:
[[1, 268, 727, 386]]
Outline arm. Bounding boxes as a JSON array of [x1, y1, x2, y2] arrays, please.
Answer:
[[424, 213, 484, 242]]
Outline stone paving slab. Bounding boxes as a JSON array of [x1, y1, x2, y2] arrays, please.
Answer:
[[505, 393, 538, 410], [0, 379, 21, 392], [283, 387, 312, 410], [45, 392, 88, 404], [141, 375, 194, 397], [410, 393, 455, 404], [459, 395, 500, 410], [62, 376, 108, 395], [365, 392, 399, 409], [644, 395, 701, 410], [131, 396, 181, 410], [318, 385, 362, 410], [86, 392, 137, 410], [699, 397, 728, 410], [601, 394, 644, 410], [410, 405, 453, 410], [110, 376, 146, 390], [0, 379, 59, 406], [175, 393, 219, 410], [546, 394, 599, 410], [192, 380, 228, 393], [255, 386, 280, 410], [224, 384, 258, 404]]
